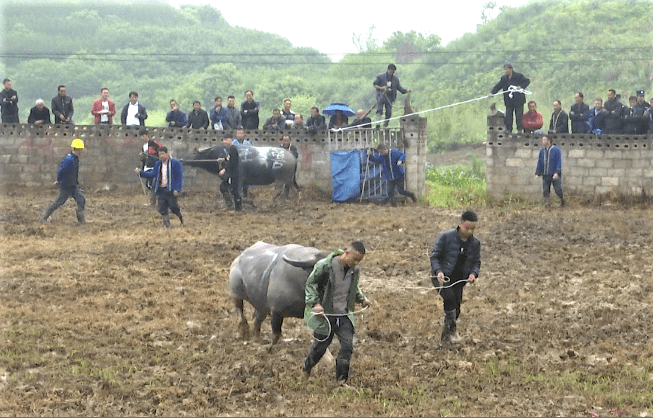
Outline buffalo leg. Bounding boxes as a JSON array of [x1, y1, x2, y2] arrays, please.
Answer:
[[270, 312, 284, 345], [234, 297, 249, 340], [273, 180, 285, 206], [252, 309, 268, 339]]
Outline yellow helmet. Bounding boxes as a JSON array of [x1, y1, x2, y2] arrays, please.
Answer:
[[71, 138, 85, 149]]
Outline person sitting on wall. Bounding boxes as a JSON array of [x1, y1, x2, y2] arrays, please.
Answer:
[[28, 99, 51, 125]]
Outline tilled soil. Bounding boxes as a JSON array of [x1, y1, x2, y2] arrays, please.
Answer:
[[1, 186, 652, 416]]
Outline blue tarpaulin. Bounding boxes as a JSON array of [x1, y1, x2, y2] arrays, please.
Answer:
[[331, 150, 389, 203], [331, 150, 361, 202]]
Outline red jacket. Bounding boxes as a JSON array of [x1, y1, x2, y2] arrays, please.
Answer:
[[523, 110, 543, 133], [91, 98, 116, 124]]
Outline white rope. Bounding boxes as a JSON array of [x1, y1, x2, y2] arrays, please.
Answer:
[[335, 86, 532, 132], [402, 276, 474, 293], [306, 305, 370, 342]]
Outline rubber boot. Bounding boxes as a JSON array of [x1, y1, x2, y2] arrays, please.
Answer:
[[383, 119, 389, 127], [407, 191, 417, 203], [544, 196, 551, 208], [234, 197, 242, 212], [441, 309, 460, 343], [162, 214, 171, 228], [560, 196, 565, 207], [335, 359, 350, 386], [389, 198, 397, 207], [221, 191, 234, 209], [149, 193, 157, 206], [177, 212, 184, 225], [76, 210, 92, 224]]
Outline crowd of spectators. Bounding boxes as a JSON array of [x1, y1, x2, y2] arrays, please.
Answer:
[[522, 89, 652, 135]]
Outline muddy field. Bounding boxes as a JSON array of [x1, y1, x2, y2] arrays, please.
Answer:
[[1, 186, 652, 416]]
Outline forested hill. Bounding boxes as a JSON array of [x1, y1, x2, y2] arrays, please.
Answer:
[[1, 0, 652, 150]]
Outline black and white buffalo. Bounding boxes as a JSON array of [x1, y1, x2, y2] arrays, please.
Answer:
[[230, 242, 327, 345], [182, 145, 298, 205]]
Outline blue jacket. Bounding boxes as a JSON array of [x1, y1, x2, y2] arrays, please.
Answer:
[[166, 109, 187, 128], [369, 149, 405, 180], [210, 106, 229, 129], [430, 227, 481, 284], [140, 157, 183, 193], [535, 145, 562, 176], [587, 108, 606, 134], [373, 72, 408, 103], [57, 152, 79, 188]]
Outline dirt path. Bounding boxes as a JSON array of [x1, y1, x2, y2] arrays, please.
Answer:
[[1, 187, 652, 416]]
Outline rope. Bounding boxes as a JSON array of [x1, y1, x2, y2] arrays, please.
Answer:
[[402, 276, 474, 294], [335, 86, 532, 132], [306, 305, 369, 343]]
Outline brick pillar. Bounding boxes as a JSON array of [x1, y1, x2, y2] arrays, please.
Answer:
[[401, 116, 427, 197]]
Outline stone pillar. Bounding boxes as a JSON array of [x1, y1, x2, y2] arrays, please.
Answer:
[[401, 115, 428, 197]]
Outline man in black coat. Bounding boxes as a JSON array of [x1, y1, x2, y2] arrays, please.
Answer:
[[430, 210, 481, 344], [569, 92, 590, 133], [549, 100, 569, 134], [0, 78, 19, 123], [51, 85, 74, 124], [218, 134, 241, 211], [186, 101, 209, 129], [240, 90, 260, 130], [489, 64, 530, 133], [603, 89, 623, 134], [27, 99, 51, 125]]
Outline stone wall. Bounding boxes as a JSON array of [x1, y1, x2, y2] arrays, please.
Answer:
[[0, 117, 427, 196], [486, 117, 653, 198]]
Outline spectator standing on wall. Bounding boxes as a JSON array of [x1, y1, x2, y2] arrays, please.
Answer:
[[52, 85, 74, 124], [535, 135, 565, 208], [263, 108, 286, 131], [121, 92, 147, 126], [91, 88, 116, 125], [225, 95, 242, 130], [210, 96, 229, 130], [306, 107, 326, 134], [488, 63, 530, 133], [281, 99, 295, 128], [587, 98, 607, 134], [603, 89, 623, 134], [28, 99, 51, 125], [548, 100, 568, 134], [636, 90, 650, 134], [569, 92, 590, 133], [166, 100, 187, 128], [0, 78, 19, 123], [241, 90, 260, 130], [430, 211, 481, 345], [373, 63, 411, 127], [522, 101, 543, 134], [186, 101, 209, 129]]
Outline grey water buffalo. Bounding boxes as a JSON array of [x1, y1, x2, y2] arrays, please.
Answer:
[[230, 241, 328, 345], [182, 145, 298, 205]]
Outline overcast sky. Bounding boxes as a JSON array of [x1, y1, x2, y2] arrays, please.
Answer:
[[169, 0, 531, 58]]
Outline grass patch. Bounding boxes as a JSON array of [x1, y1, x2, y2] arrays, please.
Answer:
[[425, 156, 488, 208]]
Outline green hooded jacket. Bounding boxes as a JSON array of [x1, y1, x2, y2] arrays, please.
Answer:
[[303, 249, 366, 335]]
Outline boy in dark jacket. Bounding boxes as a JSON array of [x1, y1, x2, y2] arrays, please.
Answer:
[[136, 146, 184, 228], [430, 211, 481, 344]]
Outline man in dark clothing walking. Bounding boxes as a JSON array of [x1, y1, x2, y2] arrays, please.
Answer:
[[41, 138, 90, 224], [488, 64, 530, 133], [535, 135, 564, 207], [0, 79, 19, 123], [430, 211, 481, 344], [51, 85, 74, 124], [217, 133, 242, 211]]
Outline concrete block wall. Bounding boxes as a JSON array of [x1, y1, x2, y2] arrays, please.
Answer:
[[0, 118, 427, 196], [486, 118, 653, 198]]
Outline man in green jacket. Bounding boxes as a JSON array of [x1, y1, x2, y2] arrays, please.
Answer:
[[302, 241, 371, 386]]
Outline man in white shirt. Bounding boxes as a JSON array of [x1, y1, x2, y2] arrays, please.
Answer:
[[120, 91, 148, 126]]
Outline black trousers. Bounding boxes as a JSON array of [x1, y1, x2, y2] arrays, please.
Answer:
[[505, 102, 524, 132], [304, 316, 354, 381], [439, 279, 466, 319], [156, 189, 181, 217], [542, 174, 563, 199]]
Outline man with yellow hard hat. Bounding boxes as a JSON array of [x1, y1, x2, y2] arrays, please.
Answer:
[[40, 138, 91, 224]]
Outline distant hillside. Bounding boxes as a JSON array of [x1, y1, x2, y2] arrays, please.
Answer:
[[1, 0, 651, 147]]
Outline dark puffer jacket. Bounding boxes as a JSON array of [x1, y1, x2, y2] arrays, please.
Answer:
[[430, 227, 481, 286]]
